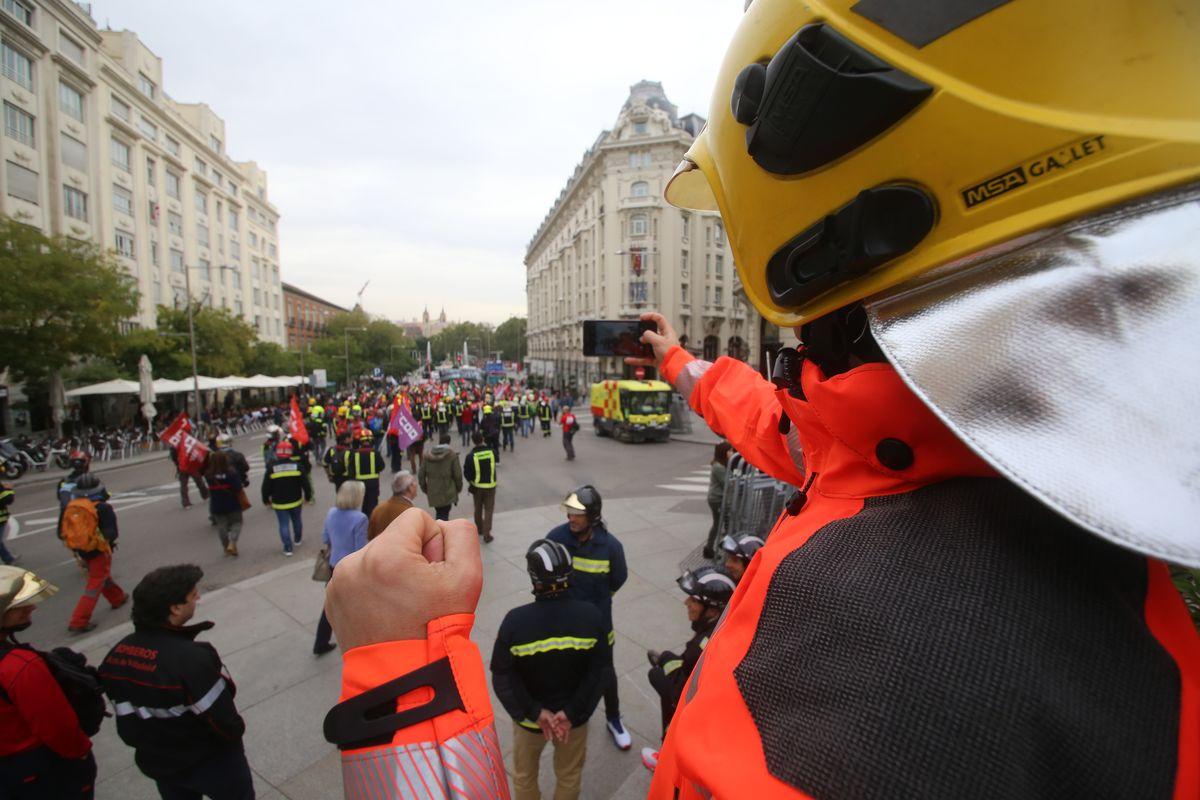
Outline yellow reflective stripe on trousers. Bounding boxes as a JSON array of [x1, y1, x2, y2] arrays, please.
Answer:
[[573, 556, 610, 574], [608, 630, 615, 646], [661, 659, 684, 676], [509, 636, 598, 657]]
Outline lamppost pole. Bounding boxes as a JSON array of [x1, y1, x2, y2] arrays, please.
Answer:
[[183, 265, 201, 421]]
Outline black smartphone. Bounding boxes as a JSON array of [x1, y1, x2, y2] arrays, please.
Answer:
[[582, 319, 656, 358]]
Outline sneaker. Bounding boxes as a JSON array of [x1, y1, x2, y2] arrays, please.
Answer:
[[284, 549, 294, 557], [68, 623, 97, 635], [641, 748, 659, 772], [607, 717, 632, 751], [483, 534, 494, 544], [293, 536, 302, 546], [313, 642, 337, 656]]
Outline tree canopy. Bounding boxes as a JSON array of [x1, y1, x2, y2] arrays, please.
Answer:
[[0, 218, 139, 384]]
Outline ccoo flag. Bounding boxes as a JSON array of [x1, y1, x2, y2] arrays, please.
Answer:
[[289, 396, 309, 445]]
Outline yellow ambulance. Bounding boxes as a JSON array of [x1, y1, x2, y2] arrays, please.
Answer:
[[589, 379, 672, 442]]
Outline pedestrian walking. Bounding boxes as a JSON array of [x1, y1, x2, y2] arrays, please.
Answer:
[[315, 481, 368, 655], [99, 565, 254, 800], [560, 404, 579, 461], [61, 475, 127, 634], [537, 398, 553, 437], [547, 485, 630, 750], [344, 429, 383, 518], [367, 471, 418, 541], [0, 566, 97, 799], [214, 435, 251, 486], [480, 404, 501, 458], [0, 482, 16, 565], [261, 439, 312, 557], [704, 442, 732, 558], [499, 401, 517, 452], [206, 452, 246, 557], [418, 433, 462, 521], [169, 444, 209, 510], [492, 540, 607, 800], [463, 431, 497, 543]]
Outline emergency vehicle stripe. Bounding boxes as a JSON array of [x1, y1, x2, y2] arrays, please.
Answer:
[[508, 636, 598, 657], [573, 557, 610, 574], [112, 677, 227, 719]]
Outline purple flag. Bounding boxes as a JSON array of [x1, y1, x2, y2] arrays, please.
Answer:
[[392, 403, 423, 450]]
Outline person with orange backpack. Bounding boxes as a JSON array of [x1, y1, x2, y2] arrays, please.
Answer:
[[61, 475, 126, 634]]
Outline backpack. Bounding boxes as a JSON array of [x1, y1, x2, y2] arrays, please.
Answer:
[[61, 498, 108, 553], [0, 643, 110, 736]]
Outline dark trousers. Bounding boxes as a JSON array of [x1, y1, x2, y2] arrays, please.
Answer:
[[361, 482, 379, 519], [471, 486, 496, 538], [706, 500, 722, 556], [563, 431, 576, 460], [154, 744, 255, 800], [387, 438, 404, 473], [179, 472, 209, 506], [603, 633, 619, 719], [434, 505, 451, 521], [501, 427, 515, 450], [0, 747, 95, 799]]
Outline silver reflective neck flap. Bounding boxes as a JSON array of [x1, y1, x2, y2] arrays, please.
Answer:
[[867, 183, 1200, 567]]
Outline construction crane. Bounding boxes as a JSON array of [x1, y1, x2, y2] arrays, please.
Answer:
[[355, 280, 370, 308]]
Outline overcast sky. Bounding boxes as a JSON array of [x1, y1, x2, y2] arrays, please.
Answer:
[[90, 1, 743, 324]]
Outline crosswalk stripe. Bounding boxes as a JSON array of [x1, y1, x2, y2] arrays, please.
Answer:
[[656, 484, 708, 493]]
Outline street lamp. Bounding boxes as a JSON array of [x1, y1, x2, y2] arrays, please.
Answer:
[[182, 263, 236, 422], [342, 327, 367, 389]]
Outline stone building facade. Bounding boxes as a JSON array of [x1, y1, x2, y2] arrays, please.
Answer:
[[524, 81, 758, 391], [282, 282, 347, 351]]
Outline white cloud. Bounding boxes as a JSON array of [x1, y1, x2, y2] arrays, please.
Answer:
[[91, 0, 744, 323]]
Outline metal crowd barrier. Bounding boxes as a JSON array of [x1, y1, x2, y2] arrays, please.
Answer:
[[715, 453, 793, 544]]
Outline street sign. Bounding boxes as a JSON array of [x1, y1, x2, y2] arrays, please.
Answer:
[[635, 366, 646, 380], [372, 366, 383, 379], [485, 361, 505, 375], [311, 369, 327, 388]]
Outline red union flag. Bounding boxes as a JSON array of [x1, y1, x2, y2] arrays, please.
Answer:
[[289, 396, 309, 445], [159, 412, 208, 475], [390, 403, 423, 451]]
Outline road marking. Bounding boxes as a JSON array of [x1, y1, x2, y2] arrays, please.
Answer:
[[675, 477, 709, 484], [9, 495, 169, 539], [655, 484, 708, 493]]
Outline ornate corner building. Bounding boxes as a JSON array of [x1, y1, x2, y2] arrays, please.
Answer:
[[524, 81, 762, 391]]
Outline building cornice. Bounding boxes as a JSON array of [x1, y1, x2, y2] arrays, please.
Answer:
[[0, 15, 48, 56]]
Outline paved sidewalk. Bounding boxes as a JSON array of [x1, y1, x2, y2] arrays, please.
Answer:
[[78, 493, 711, 799]]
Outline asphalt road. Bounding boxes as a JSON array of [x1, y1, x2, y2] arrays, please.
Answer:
[[7, 418, 717, 649]]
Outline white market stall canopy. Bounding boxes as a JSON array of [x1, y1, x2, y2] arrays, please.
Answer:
[[67, 375, 309, 397]]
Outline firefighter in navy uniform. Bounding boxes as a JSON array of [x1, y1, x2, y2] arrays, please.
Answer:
[[344, 429, 383, 518], [491, 539, 607, 800], [718, 532, 764, 584], [516, 394, 531, 438], [643, 567, 736, 765], [463, 431, 498, 543], [499, 401, 517, 452], [537, 398, 553, 437], [261, 440, 311, 556], [324, 430, 352, 496], [435, 402, 450, 438], [546, 486, 631, 751], [320, 3, 1200, 798]]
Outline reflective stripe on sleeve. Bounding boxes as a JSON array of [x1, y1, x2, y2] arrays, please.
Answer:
[[573, 557, 610, 574], [509, 636, 598, 657], [113, 677, 227, 719], [661, 659, 684, 676]]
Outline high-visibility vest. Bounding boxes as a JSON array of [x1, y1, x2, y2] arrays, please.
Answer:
[[471, 450, 497, 489], [538, 404, 552, 421], [420, 404, 432, 421], [0, 485, 13, 523], [517, 403, 530, 419], [500, 407, 515, 427], [344, 450, 380, 481], [436, 407, 449, 424]]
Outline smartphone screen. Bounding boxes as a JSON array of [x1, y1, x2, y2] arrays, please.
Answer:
[[582, 319, 655, 357]]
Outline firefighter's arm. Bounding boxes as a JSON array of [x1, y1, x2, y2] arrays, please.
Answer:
[[0, 485, 13, 511], [4, 651, 91, 758], [260, 469, 271, 505], [183, 645, 245, 743], [609, 539, 628, 595], [489, 619, 542, 726], [324, 510, 507, 800], [564, 615, 609, 726]]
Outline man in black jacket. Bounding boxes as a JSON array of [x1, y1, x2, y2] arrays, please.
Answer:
[[491, 539, 606, 800], [462, 431, 498, 543], [99, 564, 252, 800]]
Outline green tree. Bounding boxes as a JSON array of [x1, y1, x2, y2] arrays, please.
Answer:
[[112, 304, 257, 379], [312, 309, 415, 385], [0, 217, 139, 384], [493, 316, 527, 363]]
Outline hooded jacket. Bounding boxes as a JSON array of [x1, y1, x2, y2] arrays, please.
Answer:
[[419, 444, 462, 508], [98, 621, 245, 779]]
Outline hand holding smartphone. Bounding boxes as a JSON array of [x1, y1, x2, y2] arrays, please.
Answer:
[[582, 319, 656, 358]]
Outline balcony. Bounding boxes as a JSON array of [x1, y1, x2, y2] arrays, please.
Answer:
[[619, 195, 659, 210]]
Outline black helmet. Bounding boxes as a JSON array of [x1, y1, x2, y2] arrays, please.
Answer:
[[526, 539, 572, 594], [677, 567, 736, 609], [72, 473, 105, 499], [720, 533, 765, 562], [562, 485, 602, 523]]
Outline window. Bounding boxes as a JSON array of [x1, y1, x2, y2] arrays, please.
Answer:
[[680, 283, 688, 304], [631, 181, 649, 198], [249, 231, 258, 248], [630, 214, 647, 237], [110, 95, 130, 121], [1, 42, 33, 91], [5, 161, 37, 203], [138, 116, 157, 141], [681, 250, 689, 275], [112, 184, 133, 216], [196, 223, 209, 247], [194, 188, 207, 214], [715, 253, 723, 276], [110, 137, 130, 172], [63, 185, 87, 221], [3, 0, 33, 26], [628, 281, 647, 303], [706, 253, 711, 275], [217, 233, 223, 254], [58, 82, 84, 122], [59, 34, 85, 66], [227, 208, 237, 229], [251, 259, 260, 279], [235, 299, 243, 315], [681, 212, 689, 241], [211, 171, 221, 190], [253, 288, 261, 304], [633, 121, 647, 135], [210, 135, 221, 153], [167, 211, 182, 235], [269, 243, 277, 257], [165, 137, 179, 157], [149, 239, 158, 266], [137, 73, 156, 100], [230, 240, 240, 258], [704, 285, 710, 305], [61, 134, 86, 172], [165, 170, 180, 199], [197, 259, 210, 281], [193, 157, 207, 176], [170, 248, 184, 274], [715, 221, 725, 243], [715, 286, 724, 306], [146, 156, 156, 185], [3, 102, 33, 147], [628, 152, 639, 168], [114, 229, 135, 258]]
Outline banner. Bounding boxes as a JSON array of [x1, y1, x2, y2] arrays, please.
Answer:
[[158, 413, 208, 475], [288, 396, 310, 445], [391, 402, 423, 451]]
